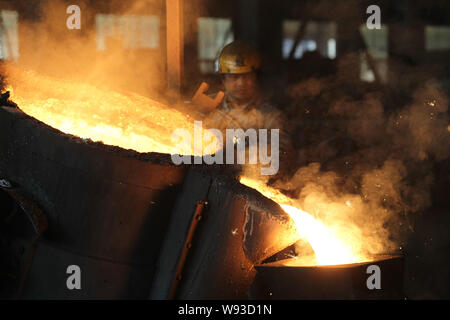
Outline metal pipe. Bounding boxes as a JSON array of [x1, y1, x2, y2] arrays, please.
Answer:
[[168, 200, 208, 300]]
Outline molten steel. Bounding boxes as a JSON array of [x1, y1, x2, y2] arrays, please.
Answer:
[[6, 68, 216, 156], [239, 176, 371, 266]]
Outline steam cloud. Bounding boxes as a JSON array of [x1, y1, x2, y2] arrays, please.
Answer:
[[3, 0, 168, 101], [259, 75, 449, 259]]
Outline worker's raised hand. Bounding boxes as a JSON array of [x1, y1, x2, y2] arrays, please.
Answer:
[[191, 82, 225, 114]]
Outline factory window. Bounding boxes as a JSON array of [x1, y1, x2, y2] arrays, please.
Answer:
[[425, 25, 450, 51], [282, 20, 336, 59], [95, 14, 159, 50], [197, 17, 234, 74], [0, 10, 19, 60], [327, 38, 336, 59], [359, 24, 388, 82]]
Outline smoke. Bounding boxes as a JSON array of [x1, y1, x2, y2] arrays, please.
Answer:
[[4, 0, 167, 101], [1, 0, 220, 156], [2, 0, 448, 270], [247, 75, 449, 260]]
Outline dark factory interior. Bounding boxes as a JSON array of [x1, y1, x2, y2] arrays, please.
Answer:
[[0, 0, 449, 302]]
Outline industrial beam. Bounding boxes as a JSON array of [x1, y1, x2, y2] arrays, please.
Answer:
[[166, 0, 184, 98]]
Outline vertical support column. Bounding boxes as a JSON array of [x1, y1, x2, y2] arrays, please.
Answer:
[[336, 19, 362, 83], [239, 0, 259, 44], [259, 0, 282, 59], [258, 0, 282, 94], [388, 22, 425, 85], [166, 0, 184, 98]]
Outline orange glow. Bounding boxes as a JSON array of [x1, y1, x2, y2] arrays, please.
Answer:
[[6, 68, 218, 156], [280, 204, 365, 265], [239, 176, 370, 266], [7, 67, 372, 267]]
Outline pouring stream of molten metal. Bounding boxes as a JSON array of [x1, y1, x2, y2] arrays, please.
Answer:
[[239, 177, 368, 266], [279, 204, 362, 265]]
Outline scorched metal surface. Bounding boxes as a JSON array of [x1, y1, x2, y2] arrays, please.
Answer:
[[0, 105, 299, 300], [0, 106, 188, 298], [150, 168, 299, 299], [248, 255, 404, 299]]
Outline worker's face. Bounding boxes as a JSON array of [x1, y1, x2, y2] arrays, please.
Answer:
[[222, 72, 258, 104]]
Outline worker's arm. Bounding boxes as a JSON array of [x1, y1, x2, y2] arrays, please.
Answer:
[[191, 82, 225, 114]]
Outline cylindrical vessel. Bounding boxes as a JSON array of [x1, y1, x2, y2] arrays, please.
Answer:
[[150, 168, 299, 299], [248, 255, 404, 299], [0, 106, 188, 298], [0, 105, 300, 300]]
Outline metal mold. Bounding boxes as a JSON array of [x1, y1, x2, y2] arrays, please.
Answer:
[[248, 255, 404, 299]]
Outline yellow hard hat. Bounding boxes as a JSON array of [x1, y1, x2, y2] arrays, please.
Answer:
[[217, 40, 261, 74]]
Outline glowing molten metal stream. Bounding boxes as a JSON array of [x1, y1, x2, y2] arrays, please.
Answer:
[[239, 177, 368, 266], [279, 204, 362, 265]]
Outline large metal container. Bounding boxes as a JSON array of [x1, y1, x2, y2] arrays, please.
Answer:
[[248, 255, 404, 299], [0, 106, 188, 298], [1, 105, 305, 299], [150, 168, 299, 300]]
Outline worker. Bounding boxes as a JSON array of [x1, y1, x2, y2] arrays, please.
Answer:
[[192, 40, 295, 178]]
